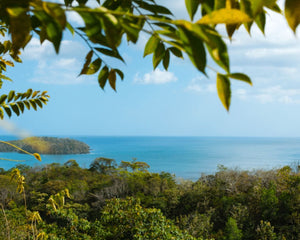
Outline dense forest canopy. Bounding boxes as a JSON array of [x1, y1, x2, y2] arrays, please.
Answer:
[[0, 160, 299, 239]]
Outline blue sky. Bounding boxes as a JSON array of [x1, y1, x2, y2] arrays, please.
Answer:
[[1, 0, 300, 137]]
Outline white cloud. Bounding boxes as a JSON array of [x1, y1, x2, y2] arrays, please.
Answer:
[[186, 77, 216, 93], [30, 57, 94, 85], [134, 69, 177, 85], [238, 85, 300, 104]]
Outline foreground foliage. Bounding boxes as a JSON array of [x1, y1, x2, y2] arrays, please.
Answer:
[[0, 159, 299, 239], [1, 0, 300, 112]]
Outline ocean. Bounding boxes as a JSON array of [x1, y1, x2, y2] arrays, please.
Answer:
[[0, 136, 299, 180]]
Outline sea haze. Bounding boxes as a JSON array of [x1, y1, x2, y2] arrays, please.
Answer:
[[0, 136, 299, 180]]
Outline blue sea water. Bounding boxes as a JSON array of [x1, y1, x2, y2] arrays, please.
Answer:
[[0, 136, 299, 180]]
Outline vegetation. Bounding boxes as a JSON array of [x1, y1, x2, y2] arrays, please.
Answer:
[[0, 159, 299, 239], [0, 137, 90, 154], [0, 0, 299, 113]]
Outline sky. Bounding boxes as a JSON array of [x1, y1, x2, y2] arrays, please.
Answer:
[[1, 0, 300, 137]]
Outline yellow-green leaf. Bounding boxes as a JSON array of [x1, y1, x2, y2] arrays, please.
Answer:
[[197, 8, 251, 25], [33, 153, 42, 161], [7, 7, 31, 54], [285, 0, 300, 32], [216, 73, 231, 111], [228, 73, 252, 85], [185, 0, 200, 21], [144, 35, 160, 57]]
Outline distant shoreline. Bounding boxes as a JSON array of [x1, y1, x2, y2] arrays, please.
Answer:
[[0, 136, 90, 155]]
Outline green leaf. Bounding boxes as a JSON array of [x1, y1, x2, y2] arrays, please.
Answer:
[[0, 95, 7, 105], [0, 108, 4, 119], [108, 69, 117, 91], [216, 73, 231, 111], [46, 21, 63, 53], [3, 105, 12, 117], [226, 24, 240, 39], [29, 100, 37, 110], [169, 47, 183, 58], [202, 26, 230, 72], [228, 73, 252, 85], [26, 89, 33, 99], [79, 50, 93, 76], [136, 2, 172, 15], [10, 103, 20, 116], [95, 48, 124, 62], [86, 58, 102, 75], [185, 0, 200, 21], [115, 69, 124, 80], [98, 66, 109, 89], [7, 91, 15, 103], [250, 0, 264, 16], [42, 2, 67, 29], [144, 35, 160, 57], [153, 42, 165, 69], [7, 7, 31, 54], [17, 102, 25, 113], [24, 101, 31, 110], [255, 11, 266, 34], [163, 50, 170, 70], [240, 0, 253, 33], [34, 99, 43, 108], [177, 26, 206, 74], [102, 14, 122, 48], [285, 0, 300, 32]]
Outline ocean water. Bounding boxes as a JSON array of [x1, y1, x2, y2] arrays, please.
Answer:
[[0, 136, 299, 180]]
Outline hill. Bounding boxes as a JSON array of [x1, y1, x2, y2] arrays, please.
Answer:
[[0, 137, 90, 154]]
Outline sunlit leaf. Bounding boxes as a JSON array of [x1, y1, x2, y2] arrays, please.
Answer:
[[33, 153, 42, 161], [216, 73, 231, 111], [285, 0, 300, 32], [86, 58, 102, 75], [144, 35, 160, 57], [197, 9, 251, 25]]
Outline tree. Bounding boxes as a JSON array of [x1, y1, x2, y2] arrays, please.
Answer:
[[0, 0, 299, 116]]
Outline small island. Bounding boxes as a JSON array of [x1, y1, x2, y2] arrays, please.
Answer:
[[0, 137, 90, 154]]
